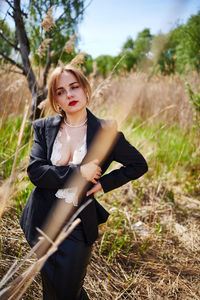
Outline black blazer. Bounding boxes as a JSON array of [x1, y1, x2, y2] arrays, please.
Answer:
[[20, 109, 148, 247]]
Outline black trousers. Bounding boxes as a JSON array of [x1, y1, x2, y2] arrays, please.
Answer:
[[40, 225, 92, 300]]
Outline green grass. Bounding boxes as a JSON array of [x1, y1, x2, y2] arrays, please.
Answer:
[[0, 116, 32, 180], [1, 115, 199, 215], [0, 115, 199, 299], [123, 119, 199, 180]]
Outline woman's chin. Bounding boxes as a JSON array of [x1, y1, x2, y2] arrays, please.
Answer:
[[64, 105, 86, 115]]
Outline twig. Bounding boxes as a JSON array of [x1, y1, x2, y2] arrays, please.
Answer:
[[0, 51, 24, 72], [0, 65, 23, 74]]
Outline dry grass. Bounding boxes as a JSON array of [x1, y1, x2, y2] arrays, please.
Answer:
[[1, 66, 198, 129], [0, 68, 199, 299], [0, 179, 199, 299], [0, 67, 31, 120], [90, 71, 198, 128]]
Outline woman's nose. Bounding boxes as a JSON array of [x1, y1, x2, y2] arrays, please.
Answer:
[[65, 88, 73, 98]]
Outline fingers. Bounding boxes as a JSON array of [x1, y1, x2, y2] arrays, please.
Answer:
[[86, 182, 102, 196], [91, 178, 98, 184], [80, 159, 102, 182], [97, 166, 102, 173], [86, 189, 93, 196]]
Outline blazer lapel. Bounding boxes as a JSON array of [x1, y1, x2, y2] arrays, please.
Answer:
[[46, 114, 62, 160], [86, 108, 101, 150]]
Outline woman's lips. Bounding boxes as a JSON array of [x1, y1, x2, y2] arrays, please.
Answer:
[[69, 100, 78, 106]]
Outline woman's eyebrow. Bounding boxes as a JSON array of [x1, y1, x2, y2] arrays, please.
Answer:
[[55, 81, 79, 91], [69, 81, 78, 86]]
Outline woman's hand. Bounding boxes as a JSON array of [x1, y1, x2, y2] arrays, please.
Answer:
[[80, 159, 102, 184], [86, 182, 102, 196]]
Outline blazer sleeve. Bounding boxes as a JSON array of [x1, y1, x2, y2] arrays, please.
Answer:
[[27, 120, 79, 189], [99, 131, 148, 193]]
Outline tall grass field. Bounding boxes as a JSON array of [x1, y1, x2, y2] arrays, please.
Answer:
[[0, 68, 199, 299]]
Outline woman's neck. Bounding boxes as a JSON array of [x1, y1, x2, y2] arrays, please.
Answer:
[[65, 109, 87, 125]]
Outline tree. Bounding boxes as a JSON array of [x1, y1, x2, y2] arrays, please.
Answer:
[[153, 11, 200, 74], [133, 28, 153, 63], [0, 0, 87, 119], [121, 36, 134, 52], [175, 11, 200, 73], [151, 30, 178, 75], [118, 36, 137, 72], [0, 19, 15, 61], [119, 29, 153, 73], [95, 55, 115, 77]]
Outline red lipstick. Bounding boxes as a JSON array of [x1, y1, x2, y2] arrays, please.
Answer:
[[69, 100, 78, 106]]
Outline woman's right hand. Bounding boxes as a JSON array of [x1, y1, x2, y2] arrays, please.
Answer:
[[80, 159, 102, 184]]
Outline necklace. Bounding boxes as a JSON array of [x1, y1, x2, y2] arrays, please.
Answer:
[[64, 117, 87, 128]]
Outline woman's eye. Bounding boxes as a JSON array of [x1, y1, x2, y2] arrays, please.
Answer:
[[56, 90, 64, 96], [72, 85, 79, 89]]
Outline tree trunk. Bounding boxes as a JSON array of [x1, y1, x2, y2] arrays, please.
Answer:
[[13, 0, 43, 120]]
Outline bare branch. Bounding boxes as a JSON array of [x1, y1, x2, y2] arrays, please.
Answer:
[[0, 51, 24, 72], [5, 0, 28, 18], [31, 1, 43, 21], [0, 65, 24, 74], [5, 0, 15, 11], [0, 32, 20, 51]]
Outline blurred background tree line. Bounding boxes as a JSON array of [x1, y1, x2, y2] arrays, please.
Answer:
[[0, 1, 200, 118]]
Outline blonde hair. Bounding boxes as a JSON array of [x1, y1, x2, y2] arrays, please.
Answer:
[[48, 64, 92, 117]]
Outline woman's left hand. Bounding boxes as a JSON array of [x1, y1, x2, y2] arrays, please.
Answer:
[[86, 182, 102, 196]]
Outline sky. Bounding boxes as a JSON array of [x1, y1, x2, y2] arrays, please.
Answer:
[[78, 0, 200, 58]]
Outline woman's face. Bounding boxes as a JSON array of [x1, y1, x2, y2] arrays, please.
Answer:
[[55, 71, 87, 116]]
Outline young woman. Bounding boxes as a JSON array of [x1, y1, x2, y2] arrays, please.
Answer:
[[20, 65, 148, 300]]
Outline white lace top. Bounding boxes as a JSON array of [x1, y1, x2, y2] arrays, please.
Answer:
[[50, 129, 87, 206]]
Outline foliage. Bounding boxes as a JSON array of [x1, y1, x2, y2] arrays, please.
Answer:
[[95, 55, 116, 77], [175, 12, 200, 73], [185, 82, 200, 129], [133, 28, 153, 63], [95, 29, 154, 76], [151, 31, 177, 74], [28, 1, 84, 65], [152, 11, 200, 75], [92, 12, 200, 76], [0, 1, 85, 65], [0, 19, 14, 60], [0, 1, 87, 119], [121, 36, 134, 52]]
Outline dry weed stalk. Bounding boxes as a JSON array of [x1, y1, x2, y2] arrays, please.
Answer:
[[4, 79, 24, 94], [70, 52, 86, 66], [92, 54, 126, 101], [64, 34, 76, 53], [0, 181, 10, 219], [42, 6, 56, 32], [0, 217, 82, 300], [37, 38, 53, 58], [0, 68, 31, 117]]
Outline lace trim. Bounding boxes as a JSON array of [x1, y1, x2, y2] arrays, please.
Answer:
[[50, 131, 87, 206], [55, 187, 79, 206], [50, 130, 62, 165]]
